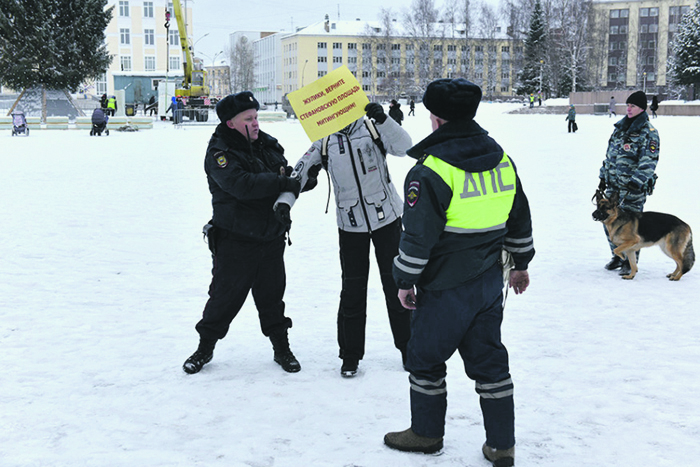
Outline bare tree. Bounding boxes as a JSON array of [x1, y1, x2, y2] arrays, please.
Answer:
[[403, 0, 440, 94], [364, 9, 401, 100], [229, 36, 254, 93], [477, 2, 501, 99], [550, 0, 594, 94]]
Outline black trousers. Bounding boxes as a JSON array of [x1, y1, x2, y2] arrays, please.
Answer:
[[196, 230, 291, 340], [337, 219, 411, 361]]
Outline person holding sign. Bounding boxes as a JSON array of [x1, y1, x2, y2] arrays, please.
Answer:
[[183, 91, 303, 375], [384, 79, 534, 466], [276, 103, 412, 378]]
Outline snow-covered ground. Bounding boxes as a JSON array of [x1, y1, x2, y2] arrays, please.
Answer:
[[2, 103, 698, 467]]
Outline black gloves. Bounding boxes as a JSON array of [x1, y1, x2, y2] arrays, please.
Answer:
[[365, 103, 387, 124], [598, 179, 606, 191], [301, 164, 322, 193], [279, 175, 301, 197], [274, 203, 291, 230]]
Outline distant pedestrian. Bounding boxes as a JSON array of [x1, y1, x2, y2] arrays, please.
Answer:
[[650, 95, 659, 118], [389, 99, 404, 126], [609, 96, 616, 118], [566, 104, 577, 133], [147, 95, 157, 116], [529, 94, 535, 108], [100, 93, 108, 110], [537, 91, 542, 106], [106, 96, 117, 116], [408, 99, 415, 116]]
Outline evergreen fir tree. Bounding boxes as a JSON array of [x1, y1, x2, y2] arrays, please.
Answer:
[[0, 0, 113, 91], [516, 0, 547, 96], [668, 0, 700, 99]]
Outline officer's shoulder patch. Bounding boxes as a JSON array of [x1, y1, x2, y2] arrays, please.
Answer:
[[648, 139, 658, 154], [214, 151, 228, 168], [407, 180, 420, 207]]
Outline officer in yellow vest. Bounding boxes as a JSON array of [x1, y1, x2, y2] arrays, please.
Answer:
[[384, 78, 535, 467], [107, 96, 117, 116]]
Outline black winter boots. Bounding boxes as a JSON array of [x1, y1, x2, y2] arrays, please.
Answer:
[[269, 329, 301, 373], [482, 443, 515, 466], [383, 428, 443, 454], [183, 337, 217, 374]]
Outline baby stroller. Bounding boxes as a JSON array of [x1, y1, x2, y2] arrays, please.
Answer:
[[90, 108, 109, 136], [11, 111, 29, 136]]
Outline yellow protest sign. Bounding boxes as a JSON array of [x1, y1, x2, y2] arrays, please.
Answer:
[[287, 66, 370, 142]]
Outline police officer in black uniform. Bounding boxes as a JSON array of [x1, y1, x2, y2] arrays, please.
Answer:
[[183, 91, 302, 375]]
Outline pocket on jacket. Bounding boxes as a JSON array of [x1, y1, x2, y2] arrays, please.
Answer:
[[364, 191, 389, 223], [338, 198, 364, 228]]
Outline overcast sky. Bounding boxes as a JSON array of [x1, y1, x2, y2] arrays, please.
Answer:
[[189, 0, 503, 63]]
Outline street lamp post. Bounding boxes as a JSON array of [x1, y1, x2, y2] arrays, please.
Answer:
[[301, 59, 309, 88], [193, 33, 209, 60], [643, 72, 647, 93]]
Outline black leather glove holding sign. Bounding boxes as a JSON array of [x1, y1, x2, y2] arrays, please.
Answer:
[[364, 103, 387, 124]]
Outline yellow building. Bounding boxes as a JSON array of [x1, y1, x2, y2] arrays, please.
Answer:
[[280, 17, 523, 100], [98, 0, 191, 104], [591, 0, 693, 91]]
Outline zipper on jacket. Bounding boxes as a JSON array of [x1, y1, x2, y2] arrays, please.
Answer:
[[357, 148, 367, 175], [345, 136, 372, 232]]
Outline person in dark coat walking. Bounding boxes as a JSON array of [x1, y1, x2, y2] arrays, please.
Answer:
[[408, 99, 415, 116], [183, 91, 303, 375], [566, 104, 577, 133], [383, 78, 535, 466], [389, 99, 404, 126], [650, 95, 659, 118]]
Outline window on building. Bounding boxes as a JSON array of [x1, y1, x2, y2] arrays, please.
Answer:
[[362, 71, 370, 77], [649, 24, 658, 33], [475, 58, 483, 67], [377, 43, 386, 50], [650, 8, 658, 17], [144, 29, 154, 46], [515, 46, 523, 53], [474, 71, 483, 79], [318, 71, 327, 77], [119, 1, 129, 17], [501, 85, 509, 92], [641, 24, 648, 33], [348, 43, 357, 49], [488, 46, 497, 52], [318, 56, 327, 63], [144, 56, 156, 71], [120, 28, 130, 45], [144, 1, 153, 17], [362, 43, 371, 50], [348, 57, 357, 64], [120, 56, 132, 71], [681, 6, 690, 15], [502, 46, 510, 52], [392, 57, 400, 64], [474, 46, 483, 52], [333, 42, 342, 49], [362, 85, 370, 91], [434, 45, 442, 51], [610, 25, 619, 34], [377, 71, 386, 77], [96, 73, 107, 95], [407, 57, 415, 65], [620, 25, 628, 34], [333, 56, 342, 63], [646, 72, 656, 80], [610, 9, 619, 18], [647, 56, 655, 65], [392, 44, 401, 50], [448, 45, 457, 52], [608, 73, 617, 82], [406, 44, 414, 51], [501, 71, 510, 80], [640, 8, 649, 17], [318, 42, 327, 49], [169, 30, 179, 46], [648, 40, 656, 49], [620, 9, 629, 18], [169, 56, 180, 70], [434, 59, 441, 67]]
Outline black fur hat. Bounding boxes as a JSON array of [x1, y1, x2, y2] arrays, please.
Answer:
[[422, 78, 482, 121], [626, 90, 647, 111], [216, 91, 260, 122]]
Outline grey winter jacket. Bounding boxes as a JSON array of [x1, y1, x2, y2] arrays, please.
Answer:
[[276, 116, 412, 233]]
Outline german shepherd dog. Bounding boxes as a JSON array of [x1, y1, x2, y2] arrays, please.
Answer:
[[592, 190, 695, 280]]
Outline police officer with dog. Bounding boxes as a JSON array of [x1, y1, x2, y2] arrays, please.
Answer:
[[598, 90, 660, 276], [383, 78, 535, 467], [183, 91, 302, 375]]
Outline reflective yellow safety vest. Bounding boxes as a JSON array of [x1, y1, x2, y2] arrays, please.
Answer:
[[423, 152, 517, 233], [107, 98, 116, 110]]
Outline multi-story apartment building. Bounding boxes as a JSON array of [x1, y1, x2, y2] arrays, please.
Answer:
[[591, 0, 693, 92], [271, 16, 521, 101], [99, 0, 192, 105]]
